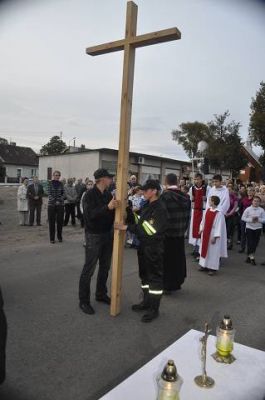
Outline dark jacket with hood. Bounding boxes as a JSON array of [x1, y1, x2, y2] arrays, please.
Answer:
[[160, 188, 191, 237]]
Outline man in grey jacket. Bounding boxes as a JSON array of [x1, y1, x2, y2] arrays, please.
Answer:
[[64, 178, 77, 226]]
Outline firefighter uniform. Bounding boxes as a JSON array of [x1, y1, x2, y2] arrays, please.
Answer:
[[127, 181, 168, 322]]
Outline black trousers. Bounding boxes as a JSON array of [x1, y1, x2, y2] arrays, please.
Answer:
[[163, 237, 186, 291], [246, 228, 262, 255], [76, 202, 82, 219], [235, 213, 241, 242], [226, 215, 235, 244], [0, 289, 7, 385], [29, 202, 42, 225], [137, 240, 164, 292], [240, 220, 247, 250], [64, 203, 76, 226], [79, 231, 113, 304], [48, 205, 64, 241]]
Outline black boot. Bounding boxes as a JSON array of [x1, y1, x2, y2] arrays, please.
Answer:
[[132, 288, 149, 312], [141, 294, 161, 323]]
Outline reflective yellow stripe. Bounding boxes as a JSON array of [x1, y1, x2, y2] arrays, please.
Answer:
[[141, 285, 149, 289], [142, 220, 157, 236], [143, 220, 156, 234], [142, 221, 153, 236], [149, 290, 163, 295], [134, 213, 140, 224]]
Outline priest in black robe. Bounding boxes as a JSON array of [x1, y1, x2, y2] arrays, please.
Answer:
[[160, 174, 191, 293]]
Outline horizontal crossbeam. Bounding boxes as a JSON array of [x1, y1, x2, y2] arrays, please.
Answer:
[[131, 27, 181, 49], [86, 27, 181, 56], [86, 39, 125, 56]]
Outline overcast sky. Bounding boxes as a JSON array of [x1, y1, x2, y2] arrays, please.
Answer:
[[0, 0, 264, 160]]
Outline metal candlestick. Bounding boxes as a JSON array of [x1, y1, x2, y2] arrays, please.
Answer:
[[194, 323, 215, 388]]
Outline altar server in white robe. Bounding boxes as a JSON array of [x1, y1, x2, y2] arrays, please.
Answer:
[[199, 195, 227, 276], [206, 174, 230, 215]]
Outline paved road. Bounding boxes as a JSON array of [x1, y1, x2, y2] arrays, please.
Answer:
[[0, 228, 265, 400]]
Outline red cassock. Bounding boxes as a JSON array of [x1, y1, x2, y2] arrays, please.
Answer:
[[192, 187, 205, 239]]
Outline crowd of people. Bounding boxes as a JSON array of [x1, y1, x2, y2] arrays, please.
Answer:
[[76, 169, 265, 324], [15, 170, 265, 323], [16, 174, 93, 241], [0, 168, 263, 385]]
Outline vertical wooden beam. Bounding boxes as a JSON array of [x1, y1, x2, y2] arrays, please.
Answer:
[[110, 1, 138, 316]]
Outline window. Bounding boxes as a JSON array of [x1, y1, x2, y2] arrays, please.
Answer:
[[47, 167, 52, 180], [17, 169, 22, 178], [101, 160, 117, 175]]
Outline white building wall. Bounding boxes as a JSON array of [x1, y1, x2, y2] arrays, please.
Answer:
[[38, 152, 100, 180], [5, 164, 38, 178]]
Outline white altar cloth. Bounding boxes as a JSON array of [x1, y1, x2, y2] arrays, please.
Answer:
[[100, 329, 265, 400]]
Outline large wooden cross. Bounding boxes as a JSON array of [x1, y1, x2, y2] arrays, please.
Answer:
[[86, 1, 181, 316]]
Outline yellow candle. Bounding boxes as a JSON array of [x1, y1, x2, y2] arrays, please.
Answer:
[[217, 332, 233, 356]]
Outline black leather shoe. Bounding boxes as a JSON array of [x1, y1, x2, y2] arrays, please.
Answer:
[[96, 295, 111, 305], [141, 310, 159, 323], [79, 303, 95, 314], [250, 259, 256, 265], [245, 257, 251, 264], [50, 240, 55, 244], [132, 301, 149, 311], [58, 238, 63, 243]]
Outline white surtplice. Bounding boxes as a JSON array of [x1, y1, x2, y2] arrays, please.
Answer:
[[206, 185, 230, 215], [199, 208, 227, 270]]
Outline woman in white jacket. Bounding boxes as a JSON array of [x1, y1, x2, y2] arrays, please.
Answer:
[[17, 178, 29, 225]]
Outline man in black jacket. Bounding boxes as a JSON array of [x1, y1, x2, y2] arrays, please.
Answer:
[[27, 176, 44, 226], [0, 287, 7, 384], [78, 169, 119, 315]]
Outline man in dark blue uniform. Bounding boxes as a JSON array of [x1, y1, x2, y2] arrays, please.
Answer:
[[116, 180, 168, 322]]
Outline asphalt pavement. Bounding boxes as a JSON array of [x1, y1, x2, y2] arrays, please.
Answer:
[[0, 229, 265, 400]]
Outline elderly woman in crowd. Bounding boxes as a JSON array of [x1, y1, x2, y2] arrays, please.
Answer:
[[17, 177, 29, 226]]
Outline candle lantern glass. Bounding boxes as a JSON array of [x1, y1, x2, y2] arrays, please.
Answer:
[[212, 316, 236, 364], [216, 327, 235, 357], [157, 360, 183, 400]]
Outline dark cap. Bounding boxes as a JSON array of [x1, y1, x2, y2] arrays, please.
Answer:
[[141, 179, 161, 192], [94, 168, 114, 180]]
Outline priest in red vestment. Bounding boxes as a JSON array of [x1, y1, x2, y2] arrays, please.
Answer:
[[188, 173, 209, 259]]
